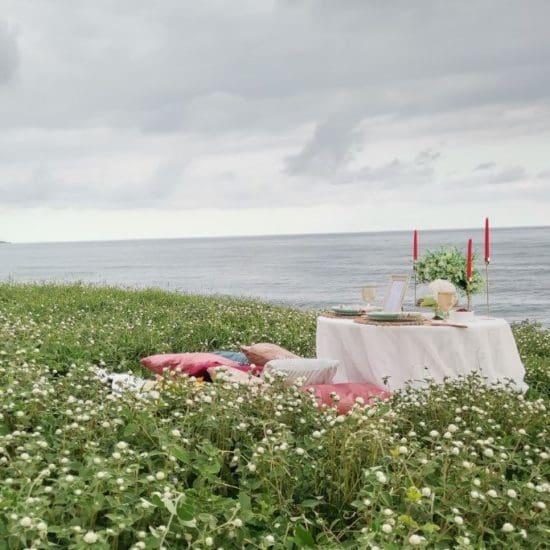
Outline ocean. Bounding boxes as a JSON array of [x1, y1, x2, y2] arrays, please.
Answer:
[[1, 226, 549, 326]]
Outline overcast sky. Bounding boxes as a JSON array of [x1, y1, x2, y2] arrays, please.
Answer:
[[1, 0, 549, 242]]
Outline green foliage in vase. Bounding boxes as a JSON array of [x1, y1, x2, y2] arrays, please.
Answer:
[[416, 247, 485, 295]]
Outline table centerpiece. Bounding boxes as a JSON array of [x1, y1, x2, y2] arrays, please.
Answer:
[[415, 246, 484, 314]]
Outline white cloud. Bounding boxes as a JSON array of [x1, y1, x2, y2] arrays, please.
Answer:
[[0, 1, 550, 240]]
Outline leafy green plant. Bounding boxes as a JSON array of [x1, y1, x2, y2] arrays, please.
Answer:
[[416, 247, 485, 296]]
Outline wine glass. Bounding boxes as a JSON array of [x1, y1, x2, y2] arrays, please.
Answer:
[[437, 291, 457, 320], [362, 287, 376, 308]]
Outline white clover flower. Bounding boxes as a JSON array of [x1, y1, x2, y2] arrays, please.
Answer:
[[312, 431, 321, 439], [487, 489, 498, 498], [408, 534, 423, 546], [429, 430, 439, 438], [398, 446, 408, 455], [155, 471, 165, 480], [233, 518, 243, 527], [296, 448, 305, 456], [382, 523, 392, 533], [265, 534, 275, 545], [247, 463, 256, 472], [501, 523, 514, 533], [483, 448, 494, 458], [421, 487, 431, 497], [506, 489, 517, 498], [83, 531, 99, 544], [454, 516, 464, 525], [116, 441, 128, 450], [375, 471, 387, 484], [470, 490, 480, 499], [204, 536, 214, 546], [19, 517, 32, 528], [535, 501, 546, 510]]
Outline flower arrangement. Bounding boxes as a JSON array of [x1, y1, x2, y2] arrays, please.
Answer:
[[416, 247, 485, 297]]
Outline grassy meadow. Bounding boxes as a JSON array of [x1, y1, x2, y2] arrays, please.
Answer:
[[0, 283, 548, 549]]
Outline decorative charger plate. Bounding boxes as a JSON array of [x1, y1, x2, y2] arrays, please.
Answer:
[[367, 311, 424, 322], [331, 304, 364, 316]]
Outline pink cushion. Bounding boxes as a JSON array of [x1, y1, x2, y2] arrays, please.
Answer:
[[140, 352, 244, 377], [303, 382, 391, 414]]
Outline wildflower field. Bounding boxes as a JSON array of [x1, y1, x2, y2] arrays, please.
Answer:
[[0, 283, 548, 549]]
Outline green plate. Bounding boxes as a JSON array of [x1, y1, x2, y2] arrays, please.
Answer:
[[331, 305, 363, 316], [367, 311, 424, 322], [367, 311, 401, 321]]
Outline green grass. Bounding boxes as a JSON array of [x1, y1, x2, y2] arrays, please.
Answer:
[[0, 283, 548, 549], [0, 283, 317, 374]]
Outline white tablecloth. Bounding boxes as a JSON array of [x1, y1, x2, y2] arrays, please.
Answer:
[[316, 316, 527, 391]]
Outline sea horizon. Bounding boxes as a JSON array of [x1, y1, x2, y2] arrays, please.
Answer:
[[6, 223, 550, 246]]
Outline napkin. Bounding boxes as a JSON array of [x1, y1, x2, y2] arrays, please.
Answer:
[[428, 279, 456, 297]]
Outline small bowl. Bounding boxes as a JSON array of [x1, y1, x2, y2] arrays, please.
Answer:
[[449, 310, 475, 322]]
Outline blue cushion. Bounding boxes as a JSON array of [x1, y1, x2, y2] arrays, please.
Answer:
[[213, 351, 250, 365]]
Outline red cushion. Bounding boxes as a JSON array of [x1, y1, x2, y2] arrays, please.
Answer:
[[140, 352, 243, 377], [303, 382, 391, 414]]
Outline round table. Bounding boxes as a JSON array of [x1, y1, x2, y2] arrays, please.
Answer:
[[316, 316, 527, 392]]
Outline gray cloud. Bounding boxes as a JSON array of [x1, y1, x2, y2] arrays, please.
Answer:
[[0, 21, 18, 85], [284, 111, 364, 179], [1, 0, 550, 214], [488, 166, 528, 184], [475, 162, 497, 171]]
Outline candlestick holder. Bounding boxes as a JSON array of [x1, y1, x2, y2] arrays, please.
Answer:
[[413, 261, 417, 307], [485, 258, 490, 317]]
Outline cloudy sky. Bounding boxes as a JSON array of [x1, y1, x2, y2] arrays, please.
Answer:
[[1, 0, 549, 242]]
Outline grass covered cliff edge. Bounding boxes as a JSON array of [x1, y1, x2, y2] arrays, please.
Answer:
[[0, 283, 548, 548]]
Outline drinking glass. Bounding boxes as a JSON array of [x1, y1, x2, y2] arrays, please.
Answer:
[[437, 291, 457, 320], [362, 287, 376, 307]]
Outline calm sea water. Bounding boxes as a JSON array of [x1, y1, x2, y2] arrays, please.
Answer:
[[1, 226, 549, 326]]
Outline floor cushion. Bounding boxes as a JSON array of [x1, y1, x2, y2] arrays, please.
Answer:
[[303, 382, 391, 414], [208, 366, 264, 385], [214, 351, 250, 365], [140, 352, 246, 377], [263, 358, 339, 386], [240, 343, 299, 366]]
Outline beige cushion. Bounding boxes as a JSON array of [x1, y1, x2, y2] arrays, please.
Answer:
[[240, 343, 299, 366], [207, 366, 264, 385]]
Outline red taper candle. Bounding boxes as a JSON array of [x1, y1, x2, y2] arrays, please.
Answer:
[[484, 218, 490, 263], [466, 238, 473, 281], [413, 230, 418, 262]]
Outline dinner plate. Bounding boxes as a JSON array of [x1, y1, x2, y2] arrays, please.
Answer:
[[368, 311, 424, 322], [331, 304, 363, 316]]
